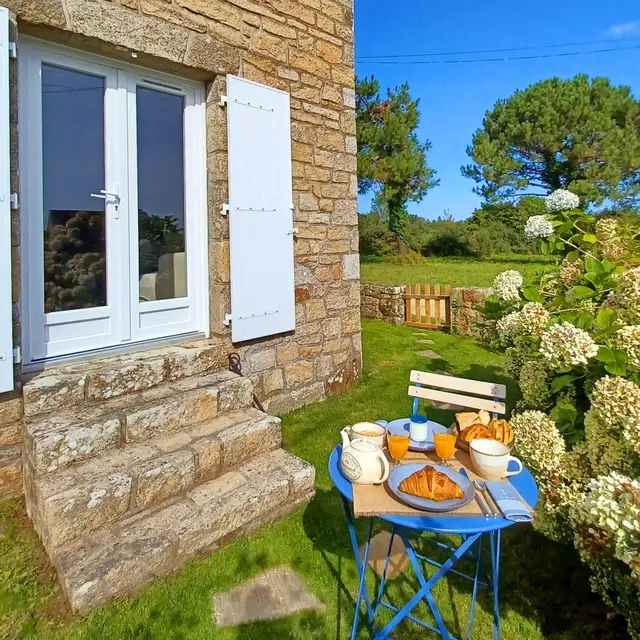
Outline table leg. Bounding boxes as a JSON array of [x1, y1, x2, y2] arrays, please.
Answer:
[[340, 494, 375, 637], [489, 530, 501, 640], [374, 526, 396, 615], [465, 534, 483, 640], [373, 530, 481, 640]]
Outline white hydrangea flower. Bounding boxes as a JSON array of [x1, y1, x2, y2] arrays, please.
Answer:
[[596, 217, 625, 261], [511, 410, 566, 473], [524, 214, 554, 239], [560, 257, 582, 287], [520, 302, 550, 336], [615, 325, 640, 370], [539, 322, 599, 370], [591, 376, 640, 455], [496, 311, 522, 346], [545, 189, 580, 213], [615, 267, 640, 324], [519, 360, 551, 407], [493, 270, 523, 302], [577, 472, 640, 577]]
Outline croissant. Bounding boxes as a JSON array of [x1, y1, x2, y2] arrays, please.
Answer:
[[489, 419, 514, 446], [456, 412, 480, 430], [399, 465, 464, 501], [459, 423, 493, 443]]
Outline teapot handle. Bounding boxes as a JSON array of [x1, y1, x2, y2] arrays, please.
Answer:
[[376, 451, 390, 484]]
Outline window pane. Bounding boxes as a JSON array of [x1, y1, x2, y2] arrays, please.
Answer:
[[136, 86, 187, 302], [42, 64, 106, 312]]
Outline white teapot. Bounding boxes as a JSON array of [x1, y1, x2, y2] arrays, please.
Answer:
[[340, 428, 390, 485]]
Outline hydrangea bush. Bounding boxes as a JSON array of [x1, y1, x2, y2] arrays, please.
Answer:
[[479, 190, 640, 636]]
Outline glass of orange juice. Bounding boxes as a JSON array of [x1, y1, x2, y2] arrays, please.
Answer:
[[434, 432, 456, 468], [387, 432, 410, 467]]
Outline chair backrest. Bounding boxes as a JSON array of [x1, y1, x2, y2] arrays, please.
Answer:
[[408, 370, 507, 417]]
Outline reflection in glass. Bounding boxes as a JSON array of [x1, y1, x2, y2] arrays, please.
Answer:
[[136, 86, 186, 302], [42, 64, 106, 312]]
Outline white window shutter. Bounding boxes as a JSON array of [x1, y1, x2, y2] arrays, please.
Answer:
[[226, 75, 295, 343], [0, 7, 12, 393]]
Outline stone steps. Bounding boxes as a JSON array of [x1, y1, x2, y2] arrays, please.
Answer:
[[49, 449, 315, 614], [24, 370, 253, 476], [24, 408, 282, 551], [22, 342, 227, 419]]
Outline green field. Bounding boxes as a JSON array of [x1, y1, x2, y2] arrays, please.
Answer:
[[0, 320, 627, 639], [361, 256, 554, 288]]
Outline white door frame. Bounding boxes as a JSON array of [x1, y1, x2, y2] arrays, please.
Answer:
[[19, 39, 209, 365]]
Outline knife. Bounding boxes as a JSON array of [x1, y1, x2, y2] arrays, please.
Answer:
[[460, 469, 490, 519]]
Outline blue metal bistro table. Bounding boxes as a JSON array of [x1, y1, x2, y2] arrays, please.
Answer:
[[328, 445, 538, 640]]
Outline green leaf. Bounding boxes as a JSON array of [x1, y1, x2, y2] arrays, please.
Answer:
[[522, 286, 543, 303], [566, 251, 580, 262], [582, 233, 597, 244], [596, 347, 627, 376], [596, 308, 617, 331], [573, 285, 597, 300], [551, 374, 577, 393], [575, 311, 594, 331]]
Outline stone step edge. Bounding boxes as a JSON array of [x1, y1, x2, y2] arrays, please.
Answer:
[[23, 370, 254, 476], [23, 343, 229, 418], [27, 409, 284, 551], [49, 449, 316, 614]]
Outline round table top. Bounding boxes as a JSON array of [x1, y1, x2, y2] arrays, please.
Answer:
[[328, 444, 539, 534]]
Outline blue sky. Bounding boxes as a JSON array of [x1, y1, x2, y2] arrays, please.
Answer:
[[354, 0, 640, 220]]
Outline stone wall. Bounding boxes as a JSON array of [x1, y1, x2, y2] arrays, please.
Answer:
[[0, 0, 361, 499], [360, 284, 492, 337], [360, 284, 404, 325], [450, 287, 492, 337]]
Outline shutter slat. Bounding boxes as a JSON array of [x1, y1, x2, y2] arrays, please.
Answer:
[[226, 75, 295, 343], [0, 7, 13, 392]]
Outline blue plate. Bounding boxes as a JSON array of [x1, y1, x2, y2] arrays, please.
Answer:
[[388, 463, 475, 512], [385, 417, 450, 452]]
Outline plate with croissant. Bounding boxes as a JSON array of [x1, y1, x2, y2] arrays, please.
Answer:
[[388, 464, 474, 512]]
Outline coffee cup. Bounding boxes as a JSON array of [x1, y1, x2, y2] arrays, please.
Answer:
[[470, 439, 523, 481], [409, 414, 429, 442], [348, 422, 386, 449]]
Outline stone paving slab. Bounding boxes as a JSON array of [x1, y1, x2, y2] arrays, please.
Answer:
[[418, 339, 435, 345], [415, 350, 442, 360], [212, 565, 324, 628]]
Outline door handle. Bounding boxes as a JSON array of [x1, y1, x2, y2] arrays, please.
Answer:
[[90, 188, 120, 219]]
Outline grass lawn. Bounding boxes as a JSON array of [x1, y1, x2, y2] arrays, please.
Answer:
[[361, 256, 554, 288], [0, 320, 629, 639]]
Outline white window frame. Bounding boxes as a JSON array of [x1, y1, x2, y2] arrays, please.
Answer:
[[19, 39, 209, 365]]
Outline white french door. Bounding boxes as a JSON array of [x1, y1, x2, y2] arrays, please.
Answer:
[[20, 41, 208, 364]]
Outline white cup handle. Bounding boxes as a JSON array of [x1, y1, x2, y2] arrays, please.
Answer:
[[376, 451, 390, 484], [505, 456, 523, 477]]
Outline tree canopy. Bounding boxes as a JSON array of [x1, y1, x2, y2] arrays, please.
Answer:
[[356, 76, 438, 244], [462, 74, 640, 207]]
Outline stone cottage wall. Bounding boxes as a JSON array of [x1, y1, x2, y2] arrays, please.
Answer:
[[0, 0, 360, 499]]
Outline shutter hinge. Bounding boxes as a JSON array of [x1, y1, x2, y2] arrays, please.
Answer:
[[10, 193, 18, 210], [218, 95, 228, 107], [13, 347, 21, 364], [223, 313, 233, 326], [220, 203, 229, 216], [8, 42, 16, 59]]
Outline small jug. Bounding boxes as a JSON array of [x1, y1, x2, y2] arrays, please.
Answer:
[[340, 428, 389, 485]]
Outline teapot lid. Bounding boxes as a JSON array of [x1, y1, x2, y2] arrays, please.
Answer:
[[350, 438, 379, 452]]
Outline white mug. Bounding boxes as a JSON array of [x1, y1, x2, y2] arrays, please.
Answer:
[[470, 439, 523, 481], [348, 422, 386, 449]]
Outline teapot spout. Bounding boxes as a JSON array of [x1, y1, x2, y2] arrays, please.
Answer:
[[340, 427, 351, 448]]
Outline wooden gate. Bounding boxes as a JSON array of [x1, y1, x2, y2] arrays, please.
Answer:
[[404, 284, 451, 330]]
